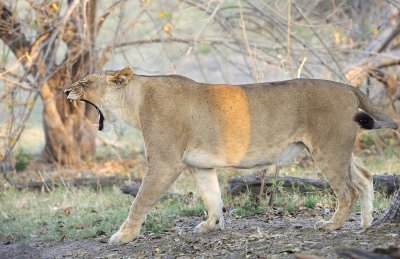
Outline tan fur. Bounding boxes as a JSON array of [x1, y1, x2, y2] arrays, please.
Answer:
[[64, 67, 398, 245], [209, 85, 250, 164]]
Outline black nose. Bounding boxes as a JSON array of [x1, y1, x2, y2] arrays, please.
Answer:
[[64, 89, 71, 96]]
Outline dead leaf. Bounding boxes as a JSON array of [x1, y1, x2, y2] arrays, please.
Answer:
[[74, 224, 84, 229], [163, 23, 173, 34], [64, 207, 72, 216]]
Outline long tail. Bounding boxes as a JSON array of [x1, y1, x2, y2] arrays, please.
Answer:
[[352, 87, 398, 130]]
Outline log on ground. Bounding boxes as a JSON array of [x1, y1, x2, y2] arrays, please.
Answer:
[[228, 174, 400, 196], [14, 176, 131, 191]]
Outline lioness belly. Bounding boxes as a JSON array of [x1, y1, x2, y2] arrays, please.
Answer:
[[183, 142, 305, 169], [184, 151, 229, 168], [238, 142, 305, 168]]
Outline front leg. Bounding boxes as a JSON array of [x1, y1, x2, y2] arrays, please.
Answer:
[[191, 168, 224, 232], [109, 162, 182, 245]]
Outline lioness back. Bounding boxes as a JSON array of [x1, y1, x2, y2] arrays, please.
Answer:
[[139, 77, 359, 169]]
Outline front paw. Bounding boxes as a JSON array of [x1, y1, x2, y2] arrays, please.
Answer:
[[194, 221, 210, 233], [108, 229, 138, 245], [314, 220, 342, 230], [194, 216, 225, 233]]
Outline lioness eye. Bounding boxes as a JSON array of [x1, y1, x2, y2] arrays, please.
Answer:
[[80, 80, 93, 87]]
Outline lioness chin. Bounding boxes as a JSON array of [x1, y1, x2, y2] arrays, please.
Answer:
[[65, 67, 398, 245]]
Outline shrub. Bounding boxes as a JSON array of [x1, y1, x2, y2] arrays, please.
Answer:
[[303, 195, 318, 209], [15, 148, 31, 171]]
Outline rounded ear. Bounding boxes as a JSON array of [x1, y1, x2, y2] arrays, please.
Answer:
[[108, 67, 134, 86]]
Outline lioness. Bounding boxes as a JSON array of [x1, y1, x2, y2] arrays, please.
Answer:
[[64, 67, 398, 245]]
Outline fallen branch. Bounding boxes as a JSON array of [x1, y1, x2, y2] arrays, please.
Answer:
[[336, 247, 400, 259], [120, 183, 141, 196], [374, 188, 400, 224], [14, 176, 131, 191], [121, 183, 193, 203], [228, 174, 400, 196]]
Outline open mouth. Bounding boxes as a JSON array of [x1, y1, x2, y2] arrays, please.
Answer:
[[82, 100, 105, 131]]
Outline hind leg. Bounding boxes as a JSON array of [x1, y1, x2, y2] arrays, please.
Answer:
[[351, 156, 374, 228], [312, 146, 359, 230], [315, 176, 359, 229], [190, 168, 224, 232]]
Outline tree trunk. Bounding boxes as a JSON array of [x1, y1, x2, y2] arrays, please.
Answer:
[[375, 188, 400, 224], [40, 1, 98, 165], [0, 1, 99, 167], [40, 69, 97, 165]]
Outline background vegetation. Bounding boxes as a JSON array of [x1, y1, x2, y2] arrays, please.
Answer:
[[0, 0, 400, 257]]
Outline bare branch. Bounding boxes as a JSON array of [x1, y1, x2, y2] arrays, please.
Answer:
[[367, 12, 400, 52], [345, 54, 400, 86], [0, 3, 31, 58], [96, 0, 126, 33], [293, 3, 346, 81]]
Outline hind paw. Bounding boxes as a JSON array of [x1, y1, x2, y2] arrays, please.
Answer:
[[315, 220, 342, 230]]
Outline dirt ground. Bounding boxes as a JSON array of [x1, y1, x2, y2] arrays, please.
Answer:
[[1, 212, 399, 259]]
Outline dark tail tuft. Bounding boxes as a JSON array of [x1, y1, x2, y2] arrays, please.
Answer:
[[354, 112, 375, 130]]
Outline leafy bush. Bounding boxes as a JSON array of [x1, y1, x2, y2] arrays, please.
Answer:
[[14, 148, 31, 171]]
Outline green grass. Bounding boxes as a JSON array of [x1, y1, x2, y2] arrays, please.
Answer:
[[229, 193, 265, 217], [303, 195, 318, 209], [285, 203, 298, 213], [373, 192, 392, 212], [179, 204, 206, 217], [0, 185, 394, 244], [0, 187, 132, 243], [142, 213, 176, 234], [0, 187, 207, 243]]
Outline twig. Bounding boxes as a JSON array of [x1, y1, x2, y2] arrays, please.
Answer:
[[246, 1, 345, 80], [182, 0, 254, 75], [258, 168, 267, 204], [96, 0, 126, 33], [268, 165, 280, 208], [388, 0, 400, 10], [293, 3, 346, 81], [36, 170, 51, 192], [286, 0, 295, 77], [238, 0, 259, 81], [297, 57, 307, 78], [186, 0, 223, 56]]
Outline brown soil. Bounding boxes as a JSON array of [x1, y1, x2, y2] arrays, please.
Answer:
[[1, 213, 399, 259]]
